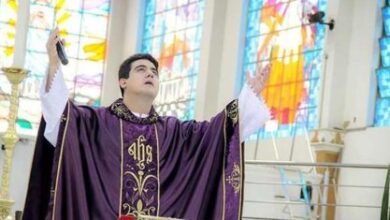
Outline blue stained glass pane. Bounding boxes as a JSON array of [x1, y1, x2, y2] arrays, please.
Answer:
[[293, 122, 307, 136], [307, 107, 318, 128], [307, 79, 320, 108], [308, 51, 323, 79], [380, 37, 390, 67], [375, 98, 390, 126], [377, 68, 390, 98], [248, 0, 264, 11], [246, 11, 261, 37], [141, 38, 153, 53], [276, 125, 293, 138], [145, 0, 156, 15], [143, 15, 155, 38], [383, 7, 390, 37], [262, 129, 273, 139], [316, 25, 326, 48], [320, 0, 328, 10], [244, 36, 260, 64], [375, 4, 390, 127]]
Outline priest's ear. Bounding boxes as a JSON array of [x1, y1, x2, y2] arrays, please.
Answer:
[[119, 78, 127, 89], [119, 79, 127, 96]]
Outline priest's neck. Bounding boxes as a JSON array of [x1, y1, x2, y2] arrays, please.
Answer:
[[123, 94, 153, 115]]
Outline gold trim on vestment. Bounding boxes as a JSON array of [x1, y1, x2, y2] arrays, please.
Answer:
[[234, 99, 243, 220], [119, 119, 124, 216], [51, 101, 71, 220], [153, 124, 161, 216], [222, 110, 227, 220], [224, 99, 244, 220]]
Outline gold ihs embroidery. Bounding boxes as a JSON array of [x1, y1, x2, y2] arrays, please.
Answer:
[[128, 135, 153, 170]]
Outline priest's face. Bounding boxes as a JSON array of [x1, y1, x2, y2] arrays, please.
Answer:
[[120, 59, 160, 100]]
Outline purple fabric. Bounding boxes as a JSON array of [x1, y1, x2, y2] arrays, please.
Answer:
[[23, 99, 243, 220], [121, 119, 159, 216]]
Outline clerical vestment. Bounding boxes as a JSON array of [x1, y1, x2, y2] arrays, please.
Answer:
[[23, 98, 244, 220]]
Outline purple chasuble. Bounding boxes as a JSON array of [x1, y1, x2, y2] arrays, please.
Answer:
[[23, 99, 244, 220]]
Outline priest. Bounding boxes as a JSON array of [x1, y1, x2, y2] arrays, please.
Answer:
[[23, 28, 271, 220]]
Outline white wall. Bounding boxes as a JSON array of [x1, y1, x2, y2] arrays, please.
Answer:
[[341, 0, 380, 129], [336, 127, 390, 220]]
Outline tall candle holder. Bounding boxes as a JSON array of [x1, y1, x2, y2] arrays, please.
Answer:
[[0, 67, 29, 219]]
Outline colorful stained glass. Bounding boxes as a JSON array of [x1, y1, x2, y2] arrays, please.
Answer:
[[0, 0, 18, 131], [242, 0, 327, 138], [141, 0, 205, 120], [12, 0, 111, 131]]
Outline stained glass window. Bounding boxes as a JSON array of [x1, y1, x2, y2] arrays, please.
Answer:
[[7, 0, 111, 132], [141, 0, 205, 120], [0, 0, 18, 131], [242, 0, 327, 138], [375, 5, 390, 126]]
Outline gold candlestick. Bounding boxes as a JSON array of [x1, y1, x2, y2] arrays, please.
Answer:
[[0, 67, 29, 219]]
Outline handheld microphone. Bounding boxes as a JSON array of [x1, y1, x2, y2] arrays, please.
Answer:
[[56, 39, 69, 65]]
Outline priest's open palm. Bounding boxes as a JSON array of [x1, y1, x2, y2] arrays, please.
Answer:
[[246, 63, 271, 95]]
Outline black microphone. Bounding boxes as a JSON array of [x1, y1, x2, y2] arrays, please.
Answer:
[[56, 39, 69, 65]]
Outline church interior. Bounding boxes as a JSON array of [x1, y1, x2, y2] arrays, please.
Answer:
[[0, 0, 390, 219]]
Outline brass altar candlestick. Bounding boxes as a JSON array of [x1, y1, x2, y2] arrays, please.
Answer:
[[0, 67, 29, 219]]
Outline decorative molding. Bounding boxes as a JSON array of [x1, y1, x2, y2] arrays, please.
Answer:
[[311, 128, 346, 147]]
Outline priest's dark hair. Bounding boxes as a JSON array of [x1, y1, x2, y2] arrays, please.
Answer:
[[118, 53, 159, 96]]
